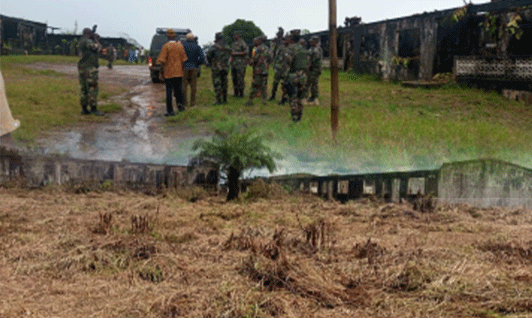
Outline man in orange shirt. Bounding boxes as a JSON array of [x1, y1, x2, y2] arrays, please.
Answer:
[[157, 29, 188, 116]]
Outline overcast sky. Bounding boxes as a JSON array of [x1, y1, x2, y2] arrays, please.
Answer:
[[1, 0, 491, 48]]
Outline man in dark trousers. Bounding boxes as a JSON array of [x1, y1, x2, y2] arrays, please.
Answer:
[[157, 29, 188, 116], [182, 32, 205, 107]]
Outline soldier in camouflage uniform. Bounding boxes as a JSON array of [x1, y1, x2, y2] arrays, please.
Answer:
[[285, 30, 309, 122], [269, 31, 290, 103], [278, 35, 292, 105], [268, 27, 284, 102], [306, 36, 323, 105], [78, 27, 104, 116], [245, 36, 271, 106], [207, 32, 231, 105], [230, 32, 248, 97], [106, 44, 116, 70]]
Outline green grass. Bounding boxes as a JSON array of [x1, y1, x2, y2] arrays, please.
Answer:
[[167, 67, 532, 171], [4, 55, 532, 171], [2, 55, 128, 142]]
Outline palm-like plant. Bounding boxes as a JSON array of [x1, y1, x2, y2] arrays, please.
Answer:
[[191, 127, 280, 201]]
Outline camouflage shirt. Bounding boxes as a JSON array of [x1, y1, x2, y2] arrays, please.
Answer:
[[230, 39, 249, 69], [309, 46, 323, 75], [273, 45, 289, 72], [207, 43, 231, 72], [251, 43, 271, 75], [78, 37, 100, 69], [287, 43, 309, 73]]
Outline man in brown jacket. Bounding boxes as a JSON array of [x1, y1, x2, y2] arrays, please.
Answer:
[[157, 29, 188, 116]]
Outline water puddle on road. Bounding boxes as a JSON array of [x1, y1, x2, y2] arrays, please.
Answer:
[[35, 76, 201, 166]]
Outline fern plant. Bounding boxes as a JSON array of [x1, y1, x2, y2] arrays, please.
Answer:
[[190, 126, 280, 201]]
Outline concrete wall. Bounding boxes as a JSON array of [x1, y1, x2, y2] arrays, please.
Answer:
[[4, 149, 532, 210], [270, 159, 532, 210], [0, 151, 218, 190], [438, 159, 532, 209]]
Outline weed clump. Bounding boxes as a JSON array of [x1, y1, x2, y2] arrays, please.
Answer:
[[132, 244, 157, 260], [244, 179, 287, 200], [91, 211, 113, 235], [387, 262, 431, 292], [131, 214, 156, 234], [174, 186, 209, 202], [236, 228, 364, 309], [138, 264, 163, 283], [353, 238, 386, 264], [478, 240, 532, 264], [412, 193, 434, 213]]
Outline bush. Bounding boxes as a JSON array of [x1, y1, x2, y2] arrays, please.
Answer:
[[245, 179, 287, 200]]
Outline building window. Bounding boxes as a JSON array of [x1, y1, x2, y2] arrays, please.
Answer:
[[360, 33, 380, 60], [398, 28, 420, 58]]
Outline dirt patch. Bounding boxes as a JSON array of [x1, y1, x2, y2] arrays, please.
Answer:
[[26, 62, 147, 88]]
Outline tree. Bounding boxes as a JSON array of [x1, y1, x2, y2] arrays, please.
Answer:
[[190, 127, 280, 201], [222, 19, 264, 45]]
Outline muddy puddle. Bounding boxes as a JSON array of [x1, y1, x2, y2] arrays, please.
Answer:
[[32, 64, 204, 166]]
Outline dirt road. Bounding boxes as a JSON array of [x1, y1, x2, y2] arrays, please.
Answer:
[[29, 63, 205, 165]]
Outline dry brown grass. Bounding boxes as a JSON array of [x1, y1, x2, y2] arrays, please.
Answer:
[[1, 185, 532, 317]]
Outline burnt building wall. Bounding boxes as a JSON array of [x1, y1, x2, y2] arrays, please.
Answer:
[[306, 0, 532, 81], [0, 15, 48, 54]]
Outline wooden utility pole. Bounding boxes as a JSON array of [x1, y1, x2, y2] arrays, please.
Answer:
[[329, 0, 339, 141]]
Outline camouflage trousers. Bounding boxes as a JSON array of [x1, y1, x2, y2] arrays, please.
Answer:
[[79, 67, 99, 110], [107, 57, 115, 69], [249, 73, 268, 100], [211, 69, 228, 100], [271, 70, 283, 93], [287, 70, 308, 119], [231, 65, 246, 93], [307, 73, 320, 99]]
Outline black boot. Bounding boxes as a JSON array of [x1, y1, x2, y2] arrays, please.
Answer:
[[279, 97, 288, 105], [81, 105, 91, 115], [268, 83, 278, 101], [213, 97, 223, 106], [90, 107, 104, 116], [222, 94, 228, 104]]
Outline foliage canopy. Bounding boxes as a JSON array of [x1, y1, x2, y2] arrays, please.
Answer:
[[221, 19, 264, 45], [191, 126, 279, 178]]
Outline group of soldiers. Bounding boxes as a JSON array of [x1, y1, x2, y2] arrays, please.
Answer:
[[207, 28, 323, 122]]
